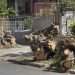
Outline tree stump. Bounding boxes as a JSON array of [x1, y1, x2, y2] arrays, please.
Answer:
[[63, 60, 72, 69], [34, 47, 47, 61]]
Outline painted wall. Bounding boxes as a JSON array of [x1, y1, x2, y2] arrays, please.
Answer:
[[32, 16, 54, 31], [61, 11, 75, 35], [7, 0, 15, 8]]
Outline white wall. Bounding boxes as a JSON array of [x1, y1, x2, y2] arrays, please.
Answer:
[[61, 11, 75, 36]]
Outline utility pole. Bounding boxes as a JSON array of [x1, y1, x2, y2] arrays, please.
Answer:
[[57, 0, 62, 35], [57, 0, 65, 35]]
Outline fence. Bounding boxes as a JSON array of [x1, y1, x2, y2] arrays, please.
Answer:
[[0, 16, 54, 32], [0, 16, 54, 44], [0, 16, 33, 32]]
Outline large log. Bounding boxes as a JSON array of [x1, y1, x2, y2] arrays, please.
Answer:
[[34, 47, 47, 61], [33, 39, 56, 61], [63, 60, 73, 69]]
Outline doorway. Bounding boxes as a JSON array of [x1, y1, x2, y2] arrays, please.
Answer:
[[25, 1, 31, 15]]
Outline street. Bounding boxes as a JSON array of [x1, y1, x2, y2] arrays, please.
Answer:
[[0, 61, 66, 75], [0, 45, 72, 75]]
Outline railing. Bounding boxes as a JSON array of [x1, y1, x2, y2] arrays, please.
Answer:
[[0, 16, 33, 32], [0, 16, 54, 36]]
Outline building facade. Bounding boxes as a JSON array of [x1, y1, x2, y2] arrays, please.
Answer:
[[7, 0, 59, 25], [7, 0, 57, 15]]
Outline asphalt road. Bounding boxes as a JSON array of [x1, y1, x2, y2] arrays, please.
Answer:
[[0, 61, 67, 75], [0, 45, 73, 75]]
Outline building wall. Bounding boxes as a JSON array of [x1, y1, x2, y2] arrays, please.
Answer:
[[7, 0, 59, 25], [32, 16, 54, 31], [14, 30, 32, 44], [7, 0, 58, 16], [34, 2, 57, 16], [61, 11, 75, 35], [7, 0, 15, 8]]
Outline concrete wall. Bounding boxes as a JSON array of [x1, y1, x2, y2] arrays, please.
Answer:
[[13, 30, 32, 45], [32, 16, 53, 31]]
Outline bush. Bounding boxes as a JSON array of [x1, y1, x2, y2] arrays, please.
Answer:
[[0, 7, 16, 17], [24, 16, 33, 29], [69, 21, 75, 35]]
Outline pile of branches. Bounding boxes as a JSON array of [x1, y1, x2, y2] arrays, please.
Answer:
[[0, 33, 16, 48], [50, 36, 75, 72], [23, 23, 75, 72], [23, 24, 58, 61]]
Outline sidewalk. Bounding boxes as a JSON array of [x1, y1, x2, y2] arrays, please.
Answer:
[[0, 45, 32, 59]]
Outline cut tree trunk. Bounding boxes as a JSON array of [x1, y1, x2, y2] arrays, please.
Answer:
[[34, 47, 47, 61]]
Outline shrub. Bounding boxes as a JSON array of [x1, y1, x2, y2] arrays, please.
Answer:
[[69, 21, 75, 35], [24, 16, 33, 29]]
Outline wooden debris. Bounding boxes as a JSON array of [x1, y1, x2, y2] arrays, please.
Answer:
[[34, 47, 47, 61], [23, 24, 58, 61], [0, 33, 16, 48], [55, 37, 75, 72]]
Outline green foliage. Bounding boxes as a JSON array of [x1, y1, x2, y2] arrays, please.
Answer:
[[0, 7, 16, 17], [0, 8, 15, 17], [24, 16, 33, 29], [0, 0, 16, 17], [69, 20, 75, 27], [59, 0, 75, 15], [69, 20, 75, 35], [7, 8, 16, 16], [0, 0, 7, 12]]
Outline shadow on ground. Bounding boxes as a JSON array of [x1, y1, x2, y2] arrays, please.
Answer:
[[1, 52, 33, 57], [7, 59, 68, 74], [1, 52, 75, 74], [43, 64, 75, 74], [7, 59, 44, 68], [1, 52, 44, 68]]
